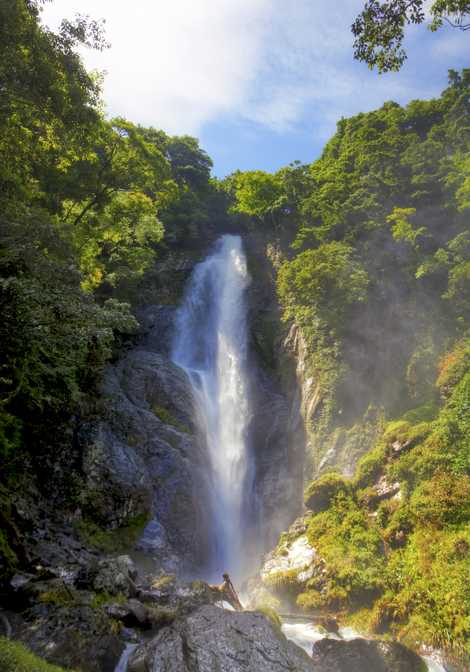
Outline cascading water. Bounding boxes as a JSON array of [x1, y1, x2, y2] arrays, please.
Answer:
[[171, 234, 252, 580]]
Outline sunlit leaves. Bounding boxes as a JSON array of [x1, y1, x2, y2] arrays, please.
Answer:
[[230, 170, 285, 219], [387, 207, 427, 247], [277, 242, 369, 330], [352, 1, 470, 72]]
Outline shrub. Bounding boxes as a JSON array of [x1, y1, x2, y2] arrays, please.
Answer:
[[296, 588, 328, 610], [263, 568, 300, 594], [409, 473, 470, 527], [436, 338, 470, 395], [304, 472, 350, 512], [385, 527, 470, 655], [307, 493, 386, 607], [354, 444, 387, 488]]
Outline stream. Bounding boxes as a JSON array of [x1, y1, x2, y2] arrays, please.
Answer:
[[281, 620, 448, 672]]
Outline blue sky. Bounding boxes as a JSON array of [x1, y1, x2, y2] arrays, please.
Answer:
[[41, 0, 469, 177]]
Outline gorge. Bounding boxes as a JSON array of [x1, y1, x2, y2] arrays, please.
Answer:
[[1, 4, 470, 670]]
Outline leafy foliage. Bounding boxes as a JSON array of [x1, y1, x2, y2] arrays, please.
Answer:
[[352, 1, 470, 72], [297, 339, 470, 659], [278, 242, 368, 330], [304, 472, 350, 512], [0, 1, 219, 545]]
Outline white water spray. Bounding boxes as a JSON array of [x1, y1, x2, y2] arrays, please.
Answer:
[[172, 235, 251, 579]]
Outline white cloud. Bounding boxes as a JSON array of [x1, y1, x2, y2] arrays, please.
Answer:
[[40, 0, 465, 140], [41, 0, 274, 133]]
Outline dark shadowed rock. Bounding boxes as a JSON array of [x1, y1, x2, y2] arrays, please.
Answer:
[[311, 637, 426, 672], [316, 616, 339, 634], [17, 602, 123, 672], [106, 598, 153, 629], [128, 604, 316, 672], [80, 343, 214, 573], [92, 555, 138, 597]]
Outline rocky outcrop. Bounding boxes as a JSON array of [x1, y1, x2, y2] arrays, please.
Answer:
[[243, 234, 306, 561], [79, 305, 213, 574], [91, 555, 138, 596], [310, 637, 426, 672], [12, 595, 123, 672], [283, 324, 323, 430], [243, 515, 320, 612], [246, 365, 305, 559], [128, 605, 316, 672], [281, 324, 384, 480]]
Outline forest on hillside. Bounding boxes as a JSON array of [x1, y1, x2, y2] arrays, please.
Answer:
[[0, 1, 469, 670], [227, 72, 470, 661], [0, 0, 229, 522]]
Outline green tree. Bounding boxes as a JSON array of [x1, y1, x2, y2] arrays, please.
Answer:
[[277, 241, 369, 330], [230, 170, 285, 223], [352, 1, 470, 72]]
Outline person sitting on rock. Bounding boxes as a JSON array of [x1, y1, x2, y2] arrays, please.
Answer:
[[209, 572, 243, 611]]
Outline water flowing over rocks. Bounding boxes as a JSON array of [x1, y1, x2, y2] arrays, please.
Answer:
[[78, 235, 305, 578], [0, 235, 449, 672]]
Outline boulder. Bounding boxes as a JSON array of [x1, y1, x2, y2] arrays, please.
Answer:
[[256, 514, 320, 608], [311, 637, 426, 672], [373, 476, 401, 502], [128, 604, 316, 672], [316, 616, 339, 634], [92, 555, 138, 597], [106, 599, 153, 629], [137, 577, 218, 614]]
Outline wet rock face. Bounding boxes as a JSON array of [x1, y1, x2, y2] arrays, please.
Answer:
[[82, 288, 306, 575], [262, 535, 316, 584], [80, 305, 213, 573], [311, 638, 426, 672], [251, 514, 320, 610], [247, 367, 305, 556], [243, 236, 306, 564], [128, 605, 316, 672]]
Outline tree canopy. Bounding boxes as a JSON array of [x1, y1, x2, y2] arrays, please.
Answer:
[[352, 1, 470, 72], [0, 1, 218, 486]]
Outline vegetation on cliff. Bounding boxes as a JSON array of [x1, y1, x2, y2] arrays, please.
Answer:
[[0, 0, 226, 580], [291, 339, 469, 663], [228, 69, 470, 475], [1, 0, 469, 666], [228, 71, 470, 662]]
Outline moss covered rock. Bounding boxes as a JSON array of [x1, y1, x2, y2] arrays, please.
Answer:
[[304, 472, 350, 513], [0, 637, 72, 672]]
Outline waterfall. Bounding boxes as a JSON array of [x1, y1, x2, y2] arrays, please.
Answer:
[[172, 234, 251, 580]]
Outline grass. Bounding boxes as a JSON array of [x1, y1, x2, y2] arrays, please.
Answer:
[[0, 637, 73, 672]]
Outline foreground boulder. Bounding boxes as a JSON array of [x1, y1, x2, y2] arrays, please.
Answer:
[[311, 637, 426, 672], [128, 604, 316, 672]]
